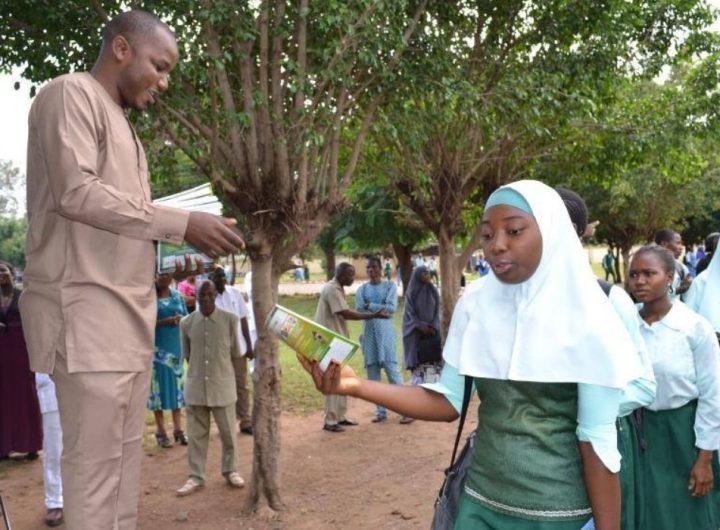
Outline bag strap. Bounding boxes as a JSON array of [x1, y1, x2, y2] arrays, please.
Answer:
[[448, 375, 473, 467]]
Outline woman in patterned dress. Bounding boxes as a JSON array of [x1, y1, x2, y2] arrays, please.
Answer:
[[149, 272, 188, 447]]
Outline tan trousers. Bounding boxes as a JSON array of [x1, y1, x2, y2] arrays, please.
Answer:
[[186, 403, 237, 482], [324, 394, 347, 425], [52, 351, 151, 530], [232, 356, 252, 429]]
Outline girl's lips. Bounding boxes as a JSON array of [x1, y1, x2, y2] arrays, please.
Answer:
[[492, 261, 514, 274]]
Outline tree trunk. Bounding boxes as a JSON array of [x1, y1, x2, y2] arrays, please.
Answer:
[[391, 242, 414, 294], [620, 245, 631, 285], [437, 228, 460, 339], [245, 252, 283, 513], [323, 246, 336, 281]]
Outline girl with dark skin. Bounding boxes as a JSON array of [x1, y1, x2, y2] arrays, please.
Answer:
[[627, 246, 720, 529], [300, 181, 638, 530]]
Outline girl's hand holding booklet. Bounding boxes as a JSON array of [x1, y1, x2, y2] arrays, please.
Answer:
[[266, 305, 359, 370]]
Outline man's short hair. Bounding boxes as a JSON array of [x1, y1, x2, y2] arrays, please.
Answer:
[[198, 279, 215, 293], [555, 188, 588, 238], [101, 10, 172, 47], [366, 256, 382, 268], [335, 262, 354, 278], [654, 229, 677, 245]]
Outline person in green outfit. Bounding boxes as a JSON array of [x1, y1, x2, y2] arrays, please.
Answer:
[[557, 187, 656, 530], [602, 248, 616, 283], [299, 180, 643, 530], [627, 245, 720, 530]]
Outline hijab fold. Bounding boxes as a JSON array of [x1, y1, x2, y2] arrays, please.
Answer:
[[443, 180, 642, 388]]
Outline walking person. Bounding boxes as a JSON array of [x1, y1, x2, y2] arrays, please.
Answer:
[[356, 256, 410, 424], [300, 181, 643, 529], [316, 263, 388, 432], [402, 265, 442, 387], [149, 272, 189, 448], [210, 267, 255, 435], [36, 373, 64, 527], [176, 281, 245, 496], [19, 10, 244, 528], [627, 245, 720, 530]]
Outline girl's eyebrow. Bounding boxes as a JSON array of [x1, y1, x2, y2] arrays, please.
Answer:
[[481, 215, 525, 224]]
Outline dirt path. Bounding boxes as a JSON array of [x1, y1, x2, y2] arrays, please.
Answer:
[[1, 399, 477, 530]]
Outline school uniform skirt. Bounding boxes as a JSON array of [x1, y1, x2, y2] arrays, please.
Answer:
[[640, 400, 719, 530], [617, 414, 644, 530]]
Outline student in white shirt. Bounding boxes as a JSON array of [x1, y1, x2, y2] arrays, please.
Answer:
[[627, 245, 720, 530], [210, 267, 254, 435]]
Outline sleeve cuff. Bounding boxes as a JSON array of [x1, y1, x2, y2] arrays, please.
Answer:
[[151, 205, 190, 245], [577, 423, 622, 473], [694, 429, 720, 451]]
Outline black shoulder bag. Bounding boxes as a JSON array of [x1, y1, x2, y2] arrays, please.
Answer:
[[431, 376, 474, 530]]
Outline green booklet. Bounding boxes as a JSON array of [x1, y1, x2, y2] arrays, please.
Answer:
[[156, 241, 214, 273], [266, 304, 359, 370]]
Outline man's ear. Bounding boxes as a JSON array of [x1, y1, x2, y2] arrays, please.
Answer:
[[111, 35, 132, 63]]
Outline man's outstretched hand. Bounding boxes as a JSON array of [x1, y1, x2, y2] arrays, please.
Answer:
[[184, 212, 245, 259]]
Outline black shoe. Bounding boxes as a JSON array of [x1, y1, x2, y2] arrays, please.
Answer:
[[323, 424, 345, 433], [45, 508, 64, 527], [240, 426, 254, 436], [173, 430, 189, 446], [26, 451, 39, 461], [338, 418, 358, 426], [155, 432, 173, 448]]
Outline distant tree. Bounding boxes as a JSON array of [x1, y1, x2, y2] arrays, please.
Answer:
[[317, 184, 428, 291], [0, 159, 23, 217], [0, 216, 27, 269], [373, 0, 716, 332], [540, 67, 720, 280]]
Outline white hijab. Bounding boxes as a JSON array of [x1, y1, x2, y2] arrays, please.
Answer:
[[444, 180, 641, 388], [686, 249, 720, 332]]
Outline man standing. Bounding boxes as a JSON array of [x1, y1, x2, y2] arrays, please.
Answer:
[[19, 11, 244, 529], [315, 263, 387, 432], [602, 248, 616, 283], [356, 257, 411, 424], [211, 267, 254, 435], [177, 281, 245, 496], [655, 229, 692, 299]]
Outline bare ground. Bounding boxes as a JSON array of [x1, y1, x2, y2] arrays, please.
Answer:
[[1, 398, 477, 530]]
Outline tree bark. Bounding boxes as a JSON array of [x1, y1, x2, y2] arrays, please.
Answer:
[[245, 253, 283, 513], [437, 227, 460, 339], [392, 242, 414, 295], [619, 245, 631, 285], [323, 246, 336, 281]]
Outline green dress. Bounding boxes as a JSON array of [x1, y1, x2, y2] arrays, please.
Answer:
[[639, 400, 719, 530], [455, 378, 593, 529]]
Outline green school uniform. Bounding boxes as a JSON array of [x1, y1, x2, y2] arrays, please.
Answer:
[[454, 378, 593, 528], [640, 400, 719, 530]]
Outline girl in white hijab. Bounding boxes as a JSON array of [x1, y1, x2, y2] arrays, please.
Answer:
[[300, 180, 642, 530]]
